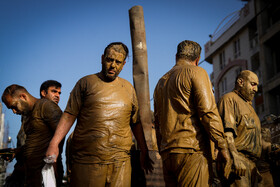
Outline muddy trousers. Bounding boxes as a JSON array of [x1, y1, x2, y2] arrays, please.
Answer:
[[70, 159, 131, 187], [162, 153, 211, 187]]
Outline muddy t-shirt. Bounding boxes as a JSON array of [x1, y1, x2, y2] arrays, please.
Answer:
[[23, 99, 62, 185], [154, 64, 227, 158], [65, 73, 139, 164], [218, 91, 262, 158]]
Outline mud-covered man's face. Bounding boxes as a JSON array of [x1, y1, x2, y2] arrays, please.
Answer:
[[239, 72, 259, 102], [4, 94, 30, 115], [101, 48, 126, 81]]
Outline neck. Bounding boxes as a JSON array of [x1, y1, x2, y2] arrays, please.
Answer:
[[98, 72, 117, 82], [234, 89, 251, 103], [176, 59, 196, 66], [29, 96, 38, 109]]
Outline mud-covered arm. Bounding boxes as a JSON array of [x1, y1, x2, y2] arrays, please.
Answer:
[[218, 97, 246, 176], [192, 68, 231, 178], [225, 131, 246, 176], [192, 69, 227, 150], [131, 122, 154, 174], [130, 88, 154, 173], [46, 112, 76, 162], [153, 93, 162, 152]]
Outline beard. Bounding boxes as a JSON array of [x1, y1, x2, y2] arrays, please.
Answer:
[[240, 88, 255, 102], [19, 99, 30, 115], [101, 63, 120, 82]]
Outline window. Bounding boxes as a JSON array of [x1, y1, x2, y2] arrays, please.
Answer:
[[220, 77, 227, 96], [219, 51, 226, 70], [234, 38, 241, 58]]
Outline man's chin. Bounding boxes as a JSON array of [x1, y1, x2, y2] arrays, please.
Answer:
[[105, 74, 117, 81]]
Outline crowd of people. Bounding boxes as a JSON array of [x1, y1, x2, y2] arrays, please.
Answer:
[[1, 41, 279, 187]]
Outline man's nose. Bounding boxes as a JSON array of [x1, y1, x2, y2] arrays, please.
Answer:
[[253, 86, 258, 92], [111, 61, 116, 68]]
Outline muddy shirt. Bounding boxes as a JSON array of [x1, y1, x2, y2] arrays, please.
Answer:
[[23, 98, 62, 186], [65, 73, 139, 164], [153, 64, 227, 158], [218, 91, 262, 159]]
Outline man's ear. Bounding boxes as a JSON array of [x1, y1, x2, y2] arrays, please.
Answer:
[[195, 56, 200, 66], [237, 78, 244, 87], [41, 90, 47, 97], [19, 93, 28, 101]]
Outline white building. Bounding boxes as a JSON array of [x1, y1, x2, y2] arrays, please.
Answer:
[[204, 0, 280, 123]]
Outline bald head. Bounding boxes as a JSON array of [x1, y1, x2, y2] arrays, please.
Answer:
[[235, 70, 259, 102]]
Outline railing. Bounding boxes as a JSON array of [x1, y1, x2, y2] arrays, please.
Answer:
[[210, 11, 240, 42]]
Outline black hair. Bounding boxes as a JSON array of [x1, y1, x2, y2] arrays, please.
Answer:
[[40, 80, 62, 98]]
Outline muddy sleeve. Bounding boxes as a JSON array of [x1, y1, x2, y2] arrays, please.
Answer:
[[218, 97, 238, 137], [192, 68, 227, 150], [65, 79, 84, 116]]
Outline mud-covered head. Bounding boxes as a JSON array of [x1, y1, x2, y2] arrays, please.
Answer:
[[176, 40, 201, 62], [2, 84, 32, 115], [235, 70, 259, 102], [101, 42, 129, 82]]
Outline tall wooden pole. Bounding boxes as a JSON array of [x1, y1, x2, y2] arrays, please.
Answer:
[[129, 5, 154, 149]]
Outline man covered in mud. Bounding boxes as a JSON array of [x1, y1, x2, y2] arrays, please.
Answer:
[[4, 80, 64, 187], [46, 42, 153, 186], [218, 70, 262, 186], [40, 80, 64, 186], [153, 40, 231, 187], [1, 84, 63, 186]]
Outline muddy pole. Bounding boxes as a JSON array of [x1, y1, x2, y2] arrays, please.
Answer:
[[129, 6, 154, 150]]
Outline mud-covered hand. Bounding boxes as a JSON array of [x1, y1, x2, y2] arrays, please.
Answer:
[[217, 148, 232, 179], [224, 131, 246, 177], [231, 151, 246, 176], [140, 150, 154, 174]]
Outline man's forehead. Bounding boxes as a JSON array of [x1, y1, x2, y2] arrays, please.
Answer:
[[106, 49, 125, 60], [48, 86, 61, 90], [247, 72, 259, 83], [4, 95, 15, 108]]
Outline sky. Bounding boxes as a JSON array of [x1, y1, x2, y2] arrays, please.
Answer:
[[0, 0, 246, 174]]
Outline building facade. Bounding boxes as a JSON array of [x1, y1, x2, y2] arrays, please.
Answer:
[[204, 0, 280, 124], [204, 0, 280, 144]]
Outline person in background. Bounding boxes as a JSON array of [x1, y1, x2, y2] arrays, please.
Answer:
[[2, 84, 63, 186], [218, 70, 262, 186], [40, 80, 62, 104]]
